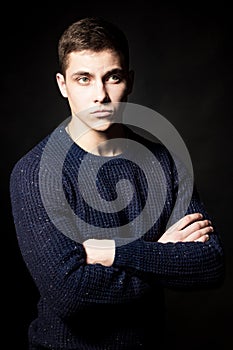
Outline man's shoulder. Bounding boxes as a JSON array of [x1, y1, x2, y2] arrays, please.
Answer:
[[10, 121, 71, 184], [10, 133, 51, 184]]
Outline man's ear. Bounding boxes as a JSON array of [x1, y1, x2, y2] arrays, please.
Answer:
[[127, 70, 134, 95], [56, 73, 68, 98]]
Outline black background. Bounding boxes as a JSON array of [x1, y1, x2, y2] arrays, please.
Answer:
[[2, 2, 233, 349]]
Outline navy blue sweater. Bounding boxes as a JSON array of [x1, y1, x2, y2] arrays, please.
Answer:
[[10, 121, 224, 349]]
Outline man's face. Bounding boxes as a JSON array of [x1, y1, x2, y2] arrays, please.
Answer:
[[56, 49, 133, 132]]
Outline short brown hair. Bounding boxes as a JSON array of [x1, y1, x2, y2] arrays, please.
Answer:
[[58, 17, 130, 75]]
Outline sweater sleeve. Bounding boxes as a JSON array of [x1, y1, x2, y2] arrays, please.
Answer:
[[114, 185, 225, 289], [9, 156, 152, 320]]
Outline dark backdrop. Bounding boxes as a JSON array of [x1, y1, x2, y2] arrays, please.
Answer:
[[2, 3, 232, 349]]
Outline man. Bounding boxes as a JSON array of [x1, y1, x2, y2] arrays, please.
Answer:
[[10, 17, 224, 349]]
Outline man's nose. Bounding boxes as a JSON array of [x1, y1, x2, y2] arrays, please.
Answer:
[[93, 81, 109, 103]]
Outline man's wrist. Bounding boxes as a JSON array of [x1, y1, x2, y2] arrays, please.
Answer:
[[83, 239, 115, 266]]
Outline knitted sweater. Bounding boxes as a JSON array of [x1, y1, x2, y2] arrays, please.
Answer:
[[10, 121, 224, 349]]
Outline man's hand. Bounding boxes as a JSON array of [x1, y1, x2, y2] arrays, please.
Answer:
[[158, 213, 213, 243], [83, 239, 115, 266]]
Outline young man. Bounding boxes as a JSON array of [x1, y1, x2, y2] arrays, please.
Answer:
[[10, 17, 224, 349]]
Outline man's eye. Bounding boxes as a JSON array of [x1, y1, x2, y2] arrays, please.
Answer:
[[78, 77, 90, 84], [107, 75, 122, 83]]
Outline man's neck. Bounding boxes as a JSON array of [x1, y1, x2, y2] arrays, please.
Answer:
[[66, 121, 127, 157]]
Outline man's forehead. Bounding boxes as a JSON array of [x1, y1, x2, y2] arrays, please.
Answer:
[[66, 50, 125, 73]]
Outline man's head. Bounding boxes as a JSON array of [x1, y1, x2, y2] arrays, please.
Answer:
[[58, 17, 130, 76], [56, 17, 134, 133]]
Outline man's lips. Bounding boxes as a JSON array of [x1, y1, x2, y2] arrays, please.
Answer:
[[91, 110, 113, 118]]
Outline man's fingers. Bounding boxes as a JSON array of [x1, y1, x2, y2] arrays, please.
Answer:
[[182, 219, 212, 237], [183, 225, 213, 242], [176, 213, 203, 231], [166, 213, 203, 233], [194, 234, 210, 243], [160, 213, 213, 243]]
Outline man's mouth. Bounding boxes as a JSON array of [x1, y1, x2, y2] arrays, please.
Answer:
[[91, 109, 113, 118]]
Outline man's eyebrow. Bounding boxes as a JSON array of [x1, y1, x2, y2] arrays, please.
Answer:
[[71, 71, 92, 78], [105, 68, 125, 75]]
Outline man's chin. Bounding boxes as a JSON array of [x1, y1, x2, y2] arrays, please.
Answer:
[[91, 119, 116, 131]]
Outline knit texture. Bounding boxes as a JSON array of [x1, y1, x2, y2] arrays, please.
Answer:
[[10, 121, 224, 349]]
